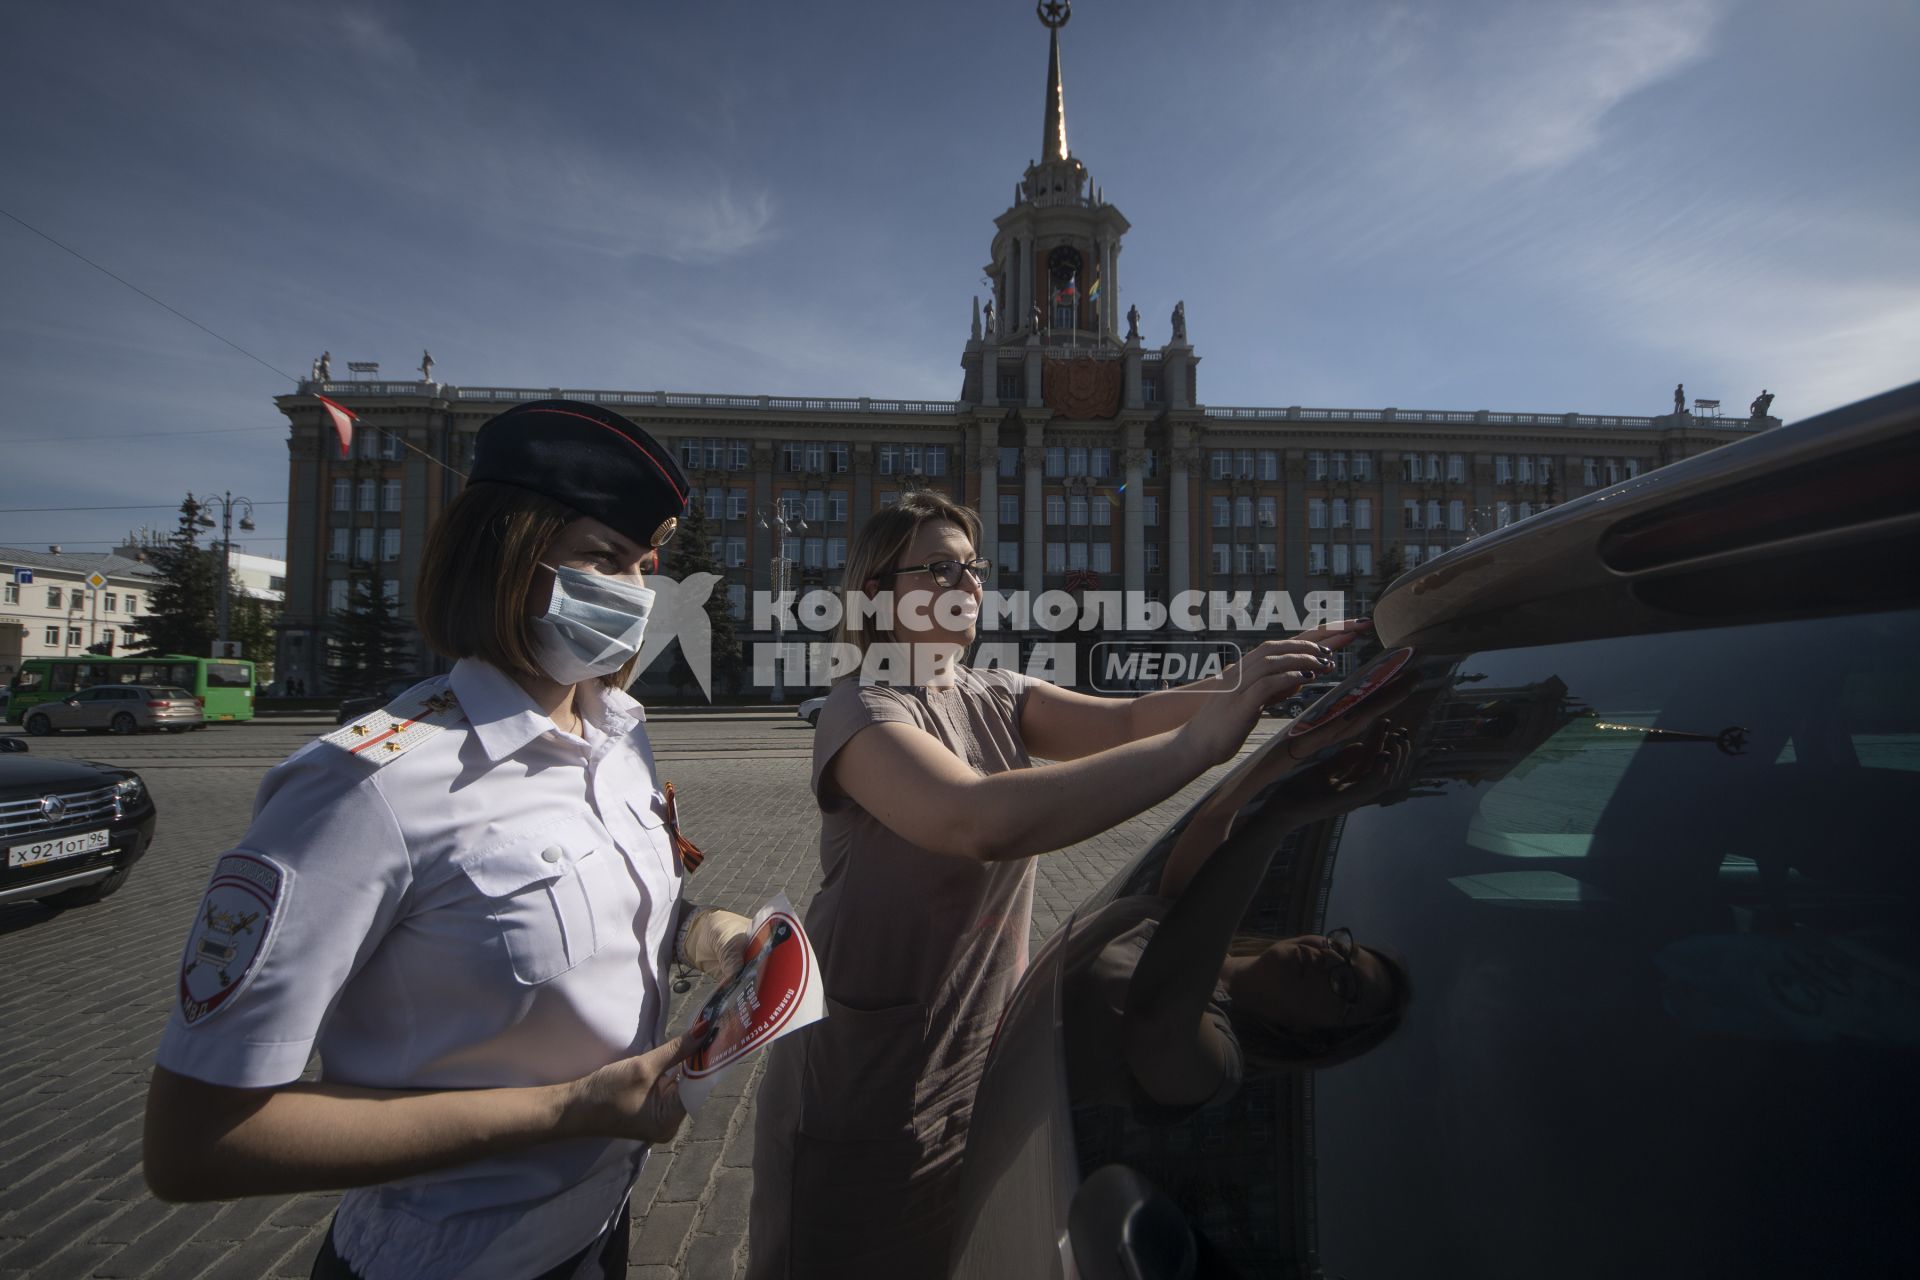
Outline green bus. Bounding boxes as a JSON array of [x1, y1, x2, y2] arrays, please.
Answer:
[[6, 655, 257, 725]]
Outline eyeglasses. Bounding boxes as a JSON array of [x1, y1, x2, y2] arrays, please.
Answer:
[[877, 557, 992, 589], [1325, 927, 1361, 1008]]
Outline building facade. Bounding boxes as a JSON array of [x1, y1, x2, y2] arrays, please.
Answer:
[[269, 12, 1774, 693], [0, 548, 158, 682]]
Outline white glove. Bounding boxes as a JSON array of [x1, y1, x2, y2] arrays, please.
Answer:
[[681, 908, 753, 983]]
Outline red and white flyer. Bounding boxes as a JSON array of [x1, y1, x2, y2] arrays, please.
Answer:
[[674, 893, 823, 1112]]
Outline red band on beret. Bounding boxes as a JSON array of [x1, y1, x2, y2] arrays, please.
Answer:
[[515, 407, 686, 505]]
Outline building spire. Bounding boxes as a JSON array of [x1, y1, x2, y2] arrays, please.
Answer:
[[1039, 1, 1071, 163]]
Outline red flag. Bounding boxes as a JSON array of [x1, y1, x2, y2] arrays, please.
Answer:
[[315, 395, 355, 459]]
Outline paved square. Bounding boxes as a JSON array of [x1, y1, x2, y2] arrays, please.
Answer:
[[0, 710, 1274, 1279]]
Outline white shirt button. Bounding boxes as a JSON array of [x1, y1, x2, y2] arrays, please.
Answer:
[[541, 846, 562, 863]]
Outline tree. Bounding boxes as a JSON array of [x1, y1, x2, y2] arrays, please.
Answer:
[[228, 592, 278, 684], [663, 501, 744, 699], [121, 496, 221, 658], [326, 560, 414, 697]]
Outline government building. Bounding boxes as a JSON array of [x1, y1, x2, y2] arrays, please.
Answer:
[[269, 9, 1772, 694]]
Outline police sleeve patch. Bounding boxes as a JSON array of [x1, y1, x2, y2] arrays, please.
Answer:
[[179, 853, 289, 1025]]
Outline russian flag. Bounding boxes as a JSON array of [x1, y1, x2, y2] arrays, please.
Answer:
[[316, 395, 356, 459]]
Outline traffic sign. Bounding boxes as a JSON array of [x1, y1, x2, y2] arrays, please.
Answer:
[[10, 569, 30, 585], [86, 571, 108, 589]]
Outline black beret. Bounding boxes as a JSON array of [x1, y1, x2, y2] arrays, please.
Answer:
[[469, 399, 691, 549]]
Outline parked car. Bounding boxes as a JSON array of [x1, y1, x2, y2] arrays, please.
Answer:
[[0, 744, 156, 909], [336, 675, 437, 726], [948, 381, 1920, 1279], [20, 684, 205, 735], [797, 696, 827, 727], [1266, 678, 1341, 718]]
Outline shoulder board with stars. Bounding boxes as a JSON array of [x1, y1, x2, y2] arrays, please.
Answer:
[[319, 683, 466, 764]]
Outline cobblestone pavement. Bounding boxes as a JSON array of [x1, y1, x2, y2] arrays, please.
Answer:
[[0, 710, 1276, 1279]]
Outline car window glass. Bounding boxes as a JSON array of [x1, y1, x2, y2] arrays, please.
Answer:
[[1064, 607, 1920, 1278], [206, 663, 250, 688]]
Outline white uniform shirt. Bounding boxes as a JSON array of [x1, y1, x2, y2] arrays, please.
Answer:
[[155, 658, 683, 1280]]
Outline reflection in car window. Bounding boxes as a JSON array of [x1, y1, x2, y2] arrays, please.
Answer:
[[1066, 607, 1920, 1278]]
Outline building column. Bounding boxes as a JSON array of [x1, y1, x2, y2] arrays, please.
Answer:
[[1017, 239, 1033, 333], [1122, 423, 1145, 600], [1169, 424, 1192, 597], [1023, 419, 1045, 593], [976, 420, 998, 562]]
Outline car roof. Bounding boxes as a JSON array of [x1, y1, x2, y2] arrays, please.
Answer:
[[1373, 380, 1920, 647]]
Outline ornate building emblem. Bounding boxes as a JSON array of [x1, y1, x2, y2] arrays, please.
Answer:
[[1043, 355, 1122, 420]]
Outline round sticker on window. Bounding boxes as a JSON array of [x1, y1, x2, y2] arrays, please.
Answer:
[[1286, 646, 1417, 738]]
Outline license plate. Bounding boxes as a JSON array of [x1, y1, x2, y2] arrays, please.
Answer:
[[8, 828, 111, 868]]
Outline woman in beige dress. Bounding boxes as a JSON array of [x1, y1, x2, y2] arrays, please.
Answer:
[[747, 491, 1362, 1279]]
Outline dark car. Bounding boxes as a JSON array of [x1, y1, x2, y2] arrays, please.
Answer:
[[335, 675, 436, 726], [949, 381, 1920, 1279], [1266, 679, 1341, 718], [0, 744, 157, 909]]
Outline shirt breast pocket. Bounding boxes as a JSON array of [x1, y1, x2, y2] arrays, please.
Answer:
[[457, 837, 606, 985]]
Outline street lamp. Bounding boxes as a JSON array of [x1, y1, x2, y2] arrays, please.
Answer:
[[197, 491, 256, 652], [759, 505, 807, 702]]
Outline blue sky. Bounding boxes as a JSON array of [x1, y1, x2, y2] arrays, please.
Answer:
[[4, 0, 1916, 558]]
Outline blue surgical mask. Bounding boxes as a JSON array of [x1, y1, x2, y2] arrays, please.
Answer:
[[530, 564, 656, 685]]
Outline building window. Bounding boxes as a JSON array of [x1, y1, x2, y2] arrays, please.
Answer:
[[680, 438, 702, 469], [332, 478, 351, 511], [1517, 455, 1533, 483], [1497, 501, 1512, 527], [805, 442, 825, 473], [1426, 500, 1442, 531], [1210, 544, 1230, 575], [1069, 496, 1088, 526], [778, 491, 803, 522], [999, 446, 1019, 478], [1308, 498, 1326, 529], [999, 495, 1019, 526], [1046, 447, 1066, 478], [1449, 499, 1465, 532], [381, 528, 402, 561], [66, 626, 83, 646], [726, 538, 746, 567], [1406, 544, 1424, 569], [125, 594, 138, 614], [1046, 542, 1067, 573], [877, 445, 899, 475], [1331, 498, 1348, 529], [1352, 452, 1373, 482], [1258, 450, 1279, 481], [730, 490, 749, 520], [381, 433, 403, 461], [47, 586, 62, 608], [1403, 500, 1422, 531], [1448, 454, 1467, 484], [1211, 497, 1231, 529], [1584, 458, 1599, 486], [1144, 449, 1159, 478], [1355, 498, 1373, 530], [1259, 543, 1277, 573], [726, 584, 747, 618], [1235, 450, 1255, 480], [383, 579, 401, 605], [1046, 496, 1067, 526], [998, 373, 1020, 401], [999, 542, 1019, 573], [1625, 458, 1640, 479], [1234, 544, 1253, 575], [829, 491, 848, 522], [1401, 453, 1421, 483], [1210, 451, 1231, 480], [1356, 544, 1373, 576], [1518, 501, 1534, 521], [1331, 543, 1350, 577], [829, 443, 849, 473], [2, 583, 15, 605], [926, 446, 949, 477], [1092, 496, 1111, 527], [704, 488, 724, 520], [330, 529, 348, 560], [1329, 451, 1347, 482], [1068, 446, 1088, 476], [1092, 544, 1112, 573], [1308, 544, 1327, 574], [1141, 375, 1160, 404], [1605, 458, 1621, 485], [1308, 451, 1327, 482], [382, 479, 402, 512], [1068, 541, 1089, 571], [803, 538, 824, 570], [1495, 455, 1513, 484], [44, 625, 59, 647], [1145, 495, 1160, 526], [1426, 454, 1442, 482], [1146, 544, 1161, 572], [328, 580, 350, 612], [1091, 447, 1111, 478], [828, 538, 847, 569], [805, 491, 826, 522], [730, 441, 750, 471], [356, 528, 374, 562], [1235, 497, 1253, 527]]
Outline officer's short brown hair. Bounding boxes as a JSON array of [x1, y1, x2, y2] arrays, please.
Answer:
[[415, 481, 640, 688]]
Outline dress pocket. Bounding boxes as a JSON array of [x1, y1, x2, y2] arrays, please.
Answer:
[[457, 836, 605, 985], [797, 996, 929, 1143]]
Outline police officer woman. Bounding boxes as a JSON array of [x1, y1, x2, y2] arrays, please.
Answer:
[[143, 400, 751, 1280]]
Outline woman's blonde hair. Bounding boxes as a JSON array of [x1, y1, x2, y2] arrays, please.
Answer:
[[415, 481, 642, 689], [833, 491, 984, 667]]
